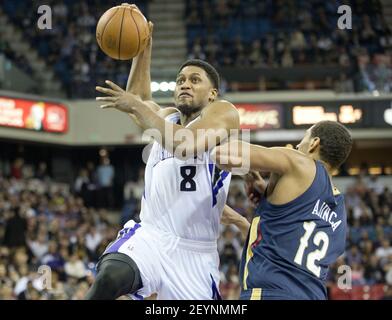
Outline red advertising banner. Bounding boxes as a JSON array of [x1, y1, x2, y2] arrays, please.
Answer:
[[236, 103, 283, 130], [0, 96, 68, 133]]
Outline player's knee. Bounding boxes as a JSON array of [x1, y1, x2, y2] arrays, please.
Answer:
[[93, 254, 141, 295], [95, 267, 118, 288]]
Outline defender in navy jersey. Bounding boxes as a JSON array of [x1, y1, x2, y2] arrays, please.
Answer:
[[215, 121, 353, 300]]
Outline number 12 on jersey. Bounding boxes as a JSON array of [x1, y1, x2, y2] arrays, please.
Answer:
[[294, 221, 329, 278]]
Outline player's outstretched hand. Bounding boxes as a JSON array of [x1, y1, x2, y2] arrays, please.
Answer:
[[96, 80, 142, 113], [221, 205, 250, 239]]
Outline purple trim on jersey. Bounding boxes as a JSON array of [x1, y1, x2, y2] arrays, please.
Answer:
[[208, 164, 215, 206], [105, 223, 141, 254], [208, 163, 214, 177], [212, 170, 229, 206], [210, 274, 222, 300], [133, 292, 144, 300]]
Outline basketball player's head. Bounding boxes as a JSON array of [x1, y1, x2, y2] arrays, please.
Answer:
[[296, 120, 353, 170], [174, 59, 220, 116]]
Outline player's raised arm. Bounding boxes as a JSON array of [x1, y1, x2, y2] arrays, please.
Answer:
[[128, 99, 239, 157], [125, 20, 177, 120], [126, 21, 154, 102]]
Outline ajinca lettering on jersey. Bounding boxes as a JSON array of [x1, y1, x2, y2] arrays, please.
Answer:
[[311, 199, 342, 232]]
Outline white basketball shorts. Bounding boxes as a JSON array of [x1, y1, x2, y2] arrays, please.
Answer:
[[103, 220, 222, 300]]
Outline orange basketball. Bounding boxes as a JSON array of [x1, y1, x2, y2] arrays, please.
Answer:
[[96, 4, 150, 60]]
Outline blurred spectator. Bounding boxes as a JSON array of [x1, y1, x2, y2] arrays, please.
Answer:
[[367, 175, 385, 195], [74, 168, 91, 205], [28, 232, 49, 261], [35, 162, 50, 181], [11, 158, 24, 180], [351, 262, 366, 285], [346, 245, 362, 265], [290, 30, 306, 50], [41, 241, 65, 272], [3, 208, 27, 248], [364, 255, 384, 284], [281, 48, 294, 67], [375, 240, 392, 262], [382, 285, 392, 300], [334, 73, 354, 93], [384, 255, 392, 285], [96, 157, 115, 209], [85, 226, 103, 259], [64, 253, 87, 280]]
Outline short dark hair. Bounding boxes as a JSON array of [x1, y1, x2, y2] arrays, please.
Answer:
[[178, 59, 220, 90], [310, 120, 353, 169]]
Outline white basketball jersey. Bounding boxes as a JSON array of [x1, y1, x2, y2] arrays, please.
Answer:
[[139, 112, 231, 242]]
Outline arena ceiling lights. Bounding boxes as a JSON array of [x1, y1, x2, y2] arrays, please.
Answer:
[[151, 81, 176, 93]]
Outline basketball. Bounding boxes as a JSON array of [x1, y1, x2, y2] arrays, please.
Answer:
[[96, 4, 150, 60]]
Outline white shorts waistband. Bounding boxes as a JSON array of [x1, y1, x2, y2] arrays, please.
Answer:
[[141, 222, 217, 253], [174, 237, 217, 253]]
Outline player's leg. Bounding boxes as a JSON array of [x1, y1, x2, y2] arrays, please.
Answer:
[[86, 221, 162, 300], [157, 245, 221, 300], [85, 252, 142, 300]]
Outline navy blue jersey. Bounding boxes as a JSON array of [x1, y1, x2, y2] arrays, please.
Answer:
[[239, 160, 347, 300]]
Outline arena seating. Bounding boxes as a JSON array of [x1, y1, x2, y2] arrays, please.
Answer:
[[1, 160, 391, 299], [185, 0, 392, 92], [0, 0, 148, 98], [1, 0, 391, 97]]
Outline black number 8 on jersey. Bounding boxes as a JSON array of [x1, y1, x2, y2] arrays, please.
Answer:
[[180, 166, 196, 191]]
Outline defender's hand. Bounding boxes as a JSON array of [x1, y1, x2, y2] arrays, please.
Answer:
[[221, 205, 250, 239], [244, 171, 266, 207]]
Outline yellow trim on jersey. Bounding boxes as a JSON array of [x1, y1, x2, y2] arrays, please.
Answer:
[[333, 186, 341, 196], [243, 216, 260, 290], [250, 288, 262, 300]]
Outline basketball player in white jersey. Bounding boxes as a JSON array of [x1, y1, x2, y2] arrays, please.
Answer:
[[87, 21, 240, 300]]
